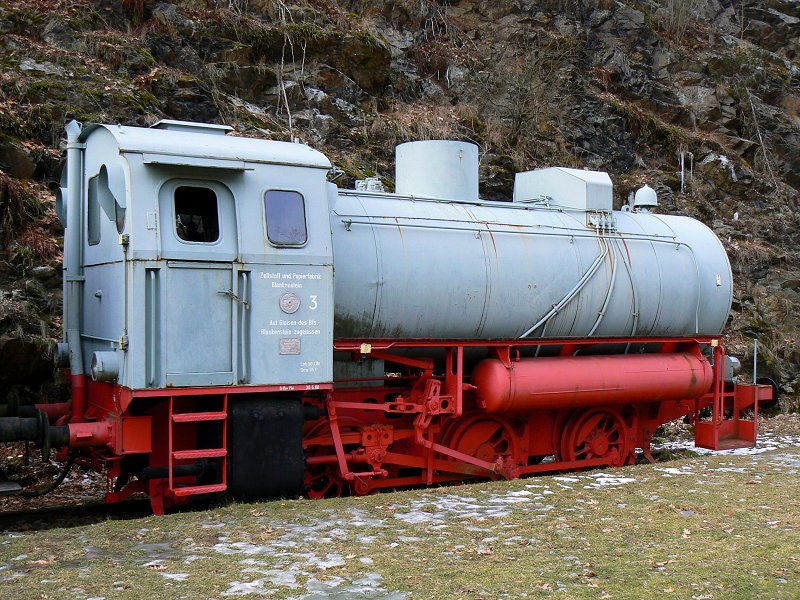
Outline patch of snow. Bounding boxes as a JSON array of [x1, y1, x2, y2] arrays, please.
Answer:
[[393, 511, 442, 524], [212, 542, 270, 556], [584, 472, 637, 487], [708, 467, 747, 473], [160, 573, 189, 581], [654, 433, 800, 457], [308, 553, 345, 570], [141, 560, 164, 568], [241, 568, 301, 588], [183, 555, 202, 564], [489, 495, 531, 504], [356, 535, 377, 544], [766, 453, 800, 467], [655, 467, 694, 476], [345, 509, 385, 528], [222, 579, 274, 596], [309, 575, 346, 589]]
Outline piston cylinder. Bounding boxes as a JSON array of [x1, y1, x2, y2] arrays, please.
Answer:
[[472, 353, 713, 413]]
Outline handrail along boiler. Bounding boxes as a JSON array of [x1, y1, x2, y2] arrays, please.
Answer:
[[0, 121, 771, 512]]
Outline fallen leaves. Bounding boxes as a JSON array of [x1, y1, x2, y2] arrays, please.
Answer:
[[652, 559, 677, 571]]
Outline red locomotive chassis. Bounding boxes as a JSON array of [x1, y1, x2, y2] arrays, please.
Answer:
[[39, 335, 769, 514]]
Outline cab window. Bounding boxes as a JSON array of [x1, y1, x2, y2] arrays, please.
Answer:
[[175, 186, 220, 243], [87, 174, 101, 245], [265, 190, 307, 246]]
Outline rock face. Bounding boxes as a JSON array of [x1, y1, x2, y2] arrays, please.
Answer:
[[0, 0, 799, 409]]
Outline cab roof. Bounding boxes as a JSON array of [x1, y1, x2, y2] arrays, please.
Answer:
[[79, 121, 332, 170]]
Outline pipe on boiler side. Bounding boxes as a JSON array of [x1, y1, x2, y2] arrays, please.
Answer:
[[472, 353, 714, 413]]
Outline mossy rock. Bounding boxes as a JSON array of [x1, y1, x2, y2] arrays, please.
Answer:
[[243, 21, 334, 62], [214, 63, 278, 104], [0, 104, 54, 140], [239, 21, 389, 92], [327, 32, 391, 93]]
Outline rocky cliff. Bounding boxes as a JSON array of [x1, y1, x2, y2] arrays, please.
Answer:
[[1, 0, 798, 408]]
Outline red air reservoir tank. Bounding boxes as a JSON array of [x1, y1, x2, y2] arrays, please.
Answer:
[[472, 353, 713, 413]]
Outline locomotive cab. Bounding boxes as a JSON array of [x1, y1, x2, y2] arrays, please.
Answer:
[[53, 120, 336, 508], [70, 120, 334, 391]]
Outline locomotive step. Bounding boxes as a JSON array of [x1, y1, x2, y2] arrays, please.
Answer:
[[171, 483, 227, 497], [171, 411, 227, 423], [715, 438, 756, 450], [171, 448, 227, 460]]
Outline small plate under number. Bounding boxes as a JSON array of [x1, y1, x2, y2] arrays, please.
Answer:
[[279, 338, 301, 355]]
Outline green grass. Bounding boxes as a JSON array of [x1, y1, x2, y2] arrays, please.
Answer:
[[1, 447, 799, 599]]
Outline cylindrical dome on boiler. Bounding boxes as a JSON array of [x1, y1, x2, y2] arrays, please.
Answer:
[[395, 141, 479, 202]]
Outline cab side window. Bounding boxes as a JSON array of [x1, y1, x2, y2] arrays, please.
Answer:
[[175, 186, 220, 243], [265, 190, 307, 246], [87, 174, 101, 245]]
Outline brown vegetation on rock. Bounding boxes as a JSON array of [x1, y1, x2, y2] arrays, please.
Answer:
[[0, 0, 798, 409]]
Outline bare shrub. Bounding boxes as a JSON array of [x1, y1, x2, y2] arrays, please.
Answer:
[[660, 0, 692, 44], [371, 103, 471, 150], [227, 0, 249, 16], [122, 0, 144, 24], [407, 1, 477, 83], [466, 32, 577, 169], [742, 88, 779, 189]]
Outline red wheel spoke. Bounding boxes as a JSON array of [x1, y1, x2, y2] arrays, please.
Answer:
[[304, 418, 359, 499], [441, 413, 522, 477], [561, 409, 631, 468]]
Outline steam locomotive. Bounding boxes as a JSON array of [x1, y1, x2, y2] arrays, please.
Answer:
[[0, 120, 771, 513]]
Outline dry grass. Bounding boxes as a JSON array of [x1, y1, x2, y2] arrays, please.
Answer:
[[728, 239, 779, 267], [372, 102, 475, 146], [0, 173, 46, 240], [1, 441, 798, 599]]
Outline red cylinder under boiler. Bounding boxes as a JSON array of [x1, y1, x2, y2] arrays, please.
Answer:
[[472, 353, 713, 413]]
